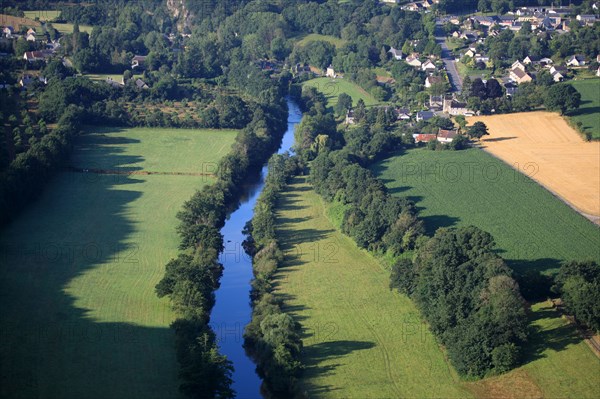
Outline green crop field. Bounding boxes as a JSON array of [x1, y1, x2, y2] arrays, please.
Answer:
[[373, 148, 600, 274], [569, 79, 600, 139], [274, 175, 600, 398], [295, 33, 347, 48], [302, 77, 382, 110], [0, 127, 236, 399]]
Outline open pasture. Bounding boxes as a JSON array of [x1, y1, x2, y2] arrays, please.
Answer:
[[0, 127, 235, 398], [302, 77, 382, 109]]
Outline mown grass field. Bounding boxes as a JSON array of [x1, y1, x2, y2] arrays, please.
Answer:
[[71, 127, 237, 174], [0, 127, 236, 398], [22, 10, 94, 34], [275, 175, 600, 398], [302, 77, 382, 110], [275, 176, 470, 398], [569, 79, 600, 139], [295, 33, 347, 48], [372, 148, 600, 274], [23, 10, 61, 21]]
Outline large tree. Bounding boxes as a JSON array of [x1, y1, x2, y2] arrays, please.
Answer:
[[544, 83, 581, 115], [468, 121, 490, 139]]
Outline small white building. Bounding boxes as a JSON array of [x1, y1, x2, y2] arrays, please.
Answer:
[[566, 55, 586, 67], [405, 55, 422, 67], [388, 47, 403, 60], [326, 65, 336, 78], [421, 59, 436, 72]]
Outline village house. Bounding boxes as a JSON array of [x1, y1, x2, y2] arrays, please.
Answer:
[[413, 133, 437, 143], [402, 2, 423, 12], [471, 16, 496, 27], [396, 108, 411, 120], [422, 0, 434, 8], [566, 55, 585, 67], [425, 75, 443, 88], [437, 129, 458, 144], [429, 95, 443, 109], [405, 54, 422, 67], [135, 78, 149, 89], [23, 51, 46, 62], [421, 59, 436, 72], [509, 66, 533, 84], [131, 55, 147, 69], [576, 14, 597, 26], [345, 109, 355, 125], [388, 47, 403, 60], [464, 48, 476, 58], [26, 33, 37, 42], [596, 66, 600, 77], [416, 111, 435, 122], [550, 65, 567, 82], [325, 65, 336, 78], [19, 74, 47, 88], [474, 54, 490, 64], [511, 60, 526, 72], [443, 95, 473, 115]]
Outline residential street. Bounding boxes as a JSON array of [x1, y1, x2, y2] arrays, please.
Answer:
[[435, 21, 463, 92]]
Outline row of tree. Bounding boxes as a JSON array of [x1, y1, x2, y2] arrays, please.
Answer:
[[244, 153, 304, 397], [154, 68, 290, 397]]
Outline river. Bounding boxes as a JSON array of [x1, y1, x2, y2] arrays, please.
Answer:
[[210, 97, 302, 398]]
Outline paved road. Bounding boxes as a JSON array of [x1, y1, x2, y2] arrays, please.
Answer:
[[435, 23, 462, 92]]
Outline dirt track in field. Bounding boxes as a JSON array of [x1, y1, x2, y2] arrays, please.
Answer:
[[470, 112, 600, 221]]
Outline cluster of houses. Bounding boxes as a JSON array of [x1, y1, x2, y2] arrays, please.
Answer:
[[3, 26, 46, 42], [413, 128, 459, 144]]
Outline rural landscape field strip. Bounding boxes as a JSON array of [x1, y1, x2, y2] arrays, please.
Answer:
[[274, 176, 470, 398], [470, 112, 600, 218], [373, 148, 600, 273], [0, 128, 235, 398], [273, 173, 600, 398], [568, 79, 600, 139], [302, 77, 382, 109]]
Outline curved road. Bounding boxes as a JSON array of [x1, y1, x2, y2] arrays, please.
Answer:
[[435, 21, 462, 92]]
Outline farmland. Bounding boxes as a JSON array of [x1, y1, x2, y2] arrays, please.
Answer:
[[274, 176, 470, 398], [470, 111, 600, 218], [0, 127, 236, 398], [302, 77, 382, 109], [568, 79, 600, 139], [274, 175, 600, 398], [21, 10, 94, 34], [373, 148, 600, 274]]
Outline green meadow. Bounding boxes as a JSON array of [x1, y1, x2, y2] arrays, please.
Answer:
[[302, 77, 382, 110], [569, 79, 600, 139], [0, 127, 236, 398]]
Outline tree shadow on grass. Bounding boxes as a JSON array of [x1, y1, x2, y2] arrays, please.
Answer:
[[520, 303, 584, 365], [0, 130, 182, 399], [301, 340, 376, 396]]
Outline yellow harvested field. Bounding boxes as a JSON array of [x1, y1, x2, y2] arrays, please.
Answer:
[[470, 112, 600, 219]]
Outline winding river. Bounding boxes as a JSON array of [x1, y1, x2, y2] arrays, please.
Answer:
[[210, 97, 301, 398]]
